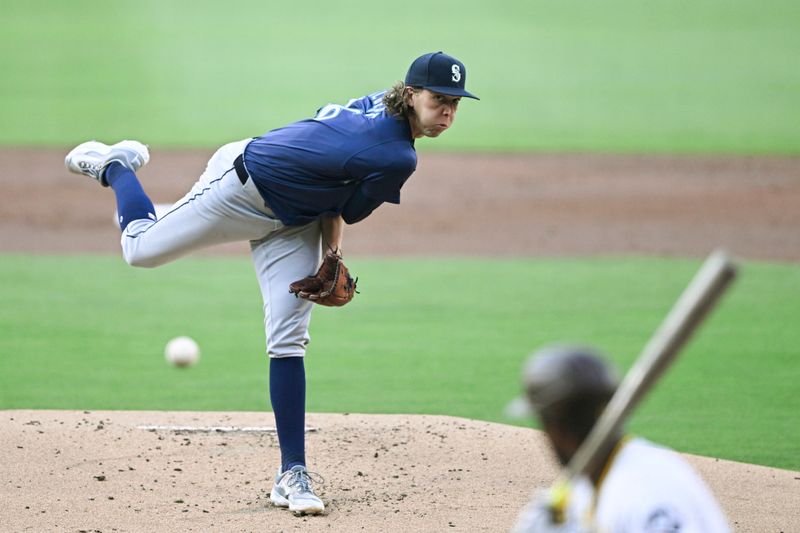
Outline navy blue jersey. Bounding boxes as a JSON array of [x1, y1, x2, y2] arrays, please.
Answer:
[[243, 91, 417, 226]]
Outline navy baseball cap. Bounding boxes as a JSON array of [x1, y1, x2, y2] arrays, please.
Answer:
[[405, 51, 479, 100], [504, 344, 619, 419]]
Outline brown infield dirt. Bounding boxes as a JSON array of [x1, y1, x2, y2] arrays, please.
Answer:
[[1, 148, 799, 532]]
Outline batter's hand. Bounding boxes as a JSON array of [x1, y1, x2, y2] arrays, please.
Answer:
[[512, 483, 588, 533], [289, 250, 357, 307]]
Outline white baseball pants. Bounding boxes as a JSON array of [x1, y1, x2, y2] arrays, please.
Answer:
[[120, 139, 322, 358]]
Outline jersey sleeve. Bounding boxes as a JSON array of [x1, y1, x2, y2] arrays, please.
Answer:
[[341, 187, 384, 224], [344, 141, 416, 204]]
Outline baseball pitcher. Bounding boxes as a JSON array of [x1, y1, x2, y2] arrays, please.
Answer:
[[65, 52, 478, 515]]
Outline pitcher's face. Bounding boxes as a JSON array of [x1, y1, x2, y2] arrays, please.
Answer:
[[406, 89, 461, 139]]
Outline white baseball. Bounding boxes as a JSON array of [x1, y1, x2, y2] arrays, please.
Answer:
[[164, 336, 200, 367]]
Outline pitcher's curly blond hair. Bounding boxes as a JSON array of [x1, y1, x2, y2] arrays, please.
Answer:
[[383, 81, 421, 118]]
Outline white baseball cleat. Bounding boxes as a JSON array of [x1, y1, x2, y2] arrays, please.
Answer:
[[269, 465, 325, 515], [65, 140, 150, 186]]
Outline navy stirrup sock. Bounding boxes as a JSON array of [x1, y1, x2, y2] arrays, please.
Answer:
[[269, 357, 307, 472], [104, 162, 156, 231]]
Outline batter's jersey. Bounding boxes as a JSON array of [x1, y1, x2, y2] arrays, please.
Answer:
[[242, 91, 417, 226], [564, 438, 730, 532]]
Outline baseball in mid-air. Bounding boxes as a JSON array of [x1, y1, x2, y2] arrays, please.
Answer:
[[164, 336, 200, 367]]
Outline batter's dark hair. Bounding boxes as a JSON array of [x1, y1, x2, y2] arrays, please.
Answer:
[[383, 81, 420, 118], [540, 392, 614, 443]]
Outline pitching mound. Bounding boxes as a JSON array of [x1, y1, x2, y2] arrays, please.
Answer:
[[3, 410, 797, 532]]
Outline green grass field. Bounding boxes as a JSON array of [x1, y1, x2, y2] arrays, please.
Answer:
[[1, 255, 798, 470], [1, 0, 798, 478], [1, 0, 799, 152]]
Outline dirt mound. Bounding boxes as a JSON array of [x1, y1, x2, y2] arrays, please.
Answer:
[[2, 410, 798, 532]]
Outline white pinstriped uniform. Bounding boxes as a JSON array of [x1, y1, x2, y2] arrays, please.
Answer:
[[514, 438, 730, 533]]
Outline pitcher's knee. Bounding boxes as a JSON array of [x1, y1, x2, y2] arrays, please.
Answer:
[[122, 245, 171, 268], [124, 250, 161, 268]]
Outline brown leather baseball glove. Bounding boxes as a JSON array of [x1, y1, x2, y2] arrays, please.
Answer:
[[288, 250, 357, 307]]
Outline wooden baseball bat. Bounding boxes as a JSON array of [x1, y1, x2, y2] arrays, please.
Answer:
[[563, 249, 738, 481]]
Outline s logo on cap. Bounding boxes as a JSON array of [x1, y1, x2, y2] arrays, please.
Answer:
[[451, 64, 461, 83], [404, 52, 479, 99]]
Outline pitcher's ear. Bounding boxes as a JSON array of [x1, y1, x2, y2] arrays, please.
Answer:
[[404, 86, 418, 107]]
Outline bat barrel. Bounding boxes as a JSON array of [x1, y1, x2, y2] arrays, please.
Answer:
[[564, 249, 737, 480]]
